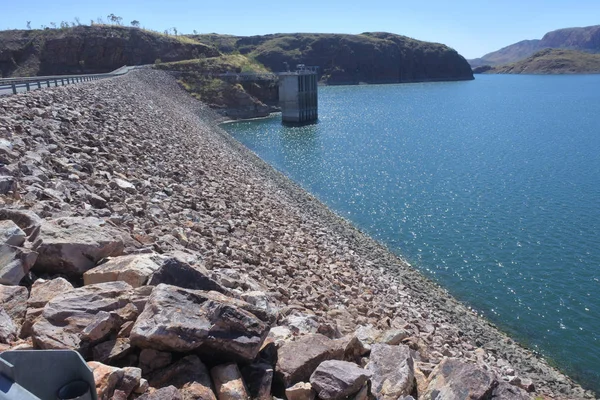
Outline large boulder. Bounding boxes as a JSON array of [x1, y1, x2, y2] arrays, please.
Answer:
[[366, 344, 414, 400], [309, 360, 372, 400], [0, 244, 37, 285], [83, 254, 161, 287], [276, 333, 344, 387], [32, 281, 135, 351], [148, 355, 217, 400], [146, 256, 225, 293], [420, 358, 499, 400], [32, 217, 125, 276], [20, 277, 74, 338], [130, 284, 269, 362]]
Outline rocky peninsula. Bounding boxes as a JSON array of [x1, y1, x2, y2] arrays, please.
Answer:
[[0, 70, 595, 399]]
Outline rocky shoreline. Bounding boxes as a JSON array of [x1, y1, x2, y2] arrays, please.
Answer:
[[0, 70, 595, 399]]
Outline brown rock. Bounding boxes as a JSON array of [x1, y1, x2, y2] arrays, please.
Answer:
[[32, 281, 134, 351], [0, 308, 17, 343], [148, 355, 216, 400], [366, 344, 414, 400], [32, 217, 124, 276], [83, 254, 161, 287], [420, 358, 499, 400], [88, 361, 125, 400], [139, 348, 172, 374], [130, 284, 268, 362], [211, 363, 250, 400], [285, 382, 314, 400], [20, 277, 73, 338], [493, 381, 532, 399], [0, 284, 28, 326], [276, 333, 344, 387], [138, 386, 183, 400]]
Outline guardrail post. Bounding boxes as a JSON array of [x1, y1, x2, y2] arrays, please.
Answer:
[[26, 82, 30, 91], [54, 79, 58, 87], [37, 81, 41, 89], [11, 83, 16, 95], [47, 80, 50, 87]]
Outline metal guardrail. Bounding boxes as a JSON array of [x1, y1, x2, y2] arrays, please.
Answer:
[[0, 65, 137, 96]]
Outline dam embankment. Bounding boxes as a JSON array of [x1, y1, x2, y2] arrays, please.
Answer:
[[0, 70, 594, 399]]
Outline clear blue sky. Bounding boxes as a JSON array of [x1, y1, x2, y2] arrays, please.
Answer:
[[2, 0, 599, 59]]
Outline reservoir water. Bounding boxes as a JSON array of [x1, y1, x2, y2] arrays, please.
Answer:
[[222, 75, 600, 392]]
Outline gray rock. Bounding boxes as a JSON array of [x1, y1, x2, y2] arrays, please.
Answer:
[[366, 344, 414, 400], [0, 244, 38, 285], [0, 176, 17, 195], [310, 360, 372, 400], [0, 284, 28, 326], [20, 277, 74, 338], [32, 281, 134, 351], [137, 386, 183, 400], [112, 178, 136, 193], [241, 290, 279, 324], [83, 254, 161, 287], [148, 355, 216, 400], [147, 256, 225, 293], [211, 363, 250, 400], [32, 217, 124, 276], [378, 328, 409, 345], [420, 358, 499, 400], [493, 381, 532, 400], [130, 284, 269, 362], [93, 338, 132, 364], [0, 308, 17, 343], [0, 209, 42, 237], [276, 333, 344, 387], [0, 220, 26, 246]]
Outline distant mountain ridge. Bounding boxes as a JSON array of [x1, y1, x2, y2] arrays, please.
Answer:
[[475, 48, 600, 74], [469, 25, 600, 67], [195, 32, 474, 84]]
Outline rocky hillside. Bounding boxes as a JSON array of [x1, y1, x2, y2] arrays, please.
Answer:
[[0, 70, 595, 399], [0, 25, 219, 77], [469, 25, 600, 67], [194, 32, 474, 84], [154, 55, 278, 119], [476, 48, 600, 74]]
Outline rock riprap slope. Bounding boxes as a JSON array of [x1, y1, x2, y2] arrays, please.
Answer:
[[0, 71, 594, 399]]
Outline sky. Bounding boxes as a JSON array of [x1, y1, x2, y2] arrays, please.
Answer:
[[2, 0, 599, 59]]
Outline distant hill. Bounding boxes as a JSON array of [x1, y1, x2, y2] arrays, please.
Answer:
[[0, 25, 219, 77], [469, 25, 600, 67], [474, 48, 600, 74], [194, 32, 474, 84]]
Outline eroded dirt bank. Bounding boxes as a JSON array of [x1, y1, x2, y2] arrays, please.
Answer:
[[0, 70, 595, 399]]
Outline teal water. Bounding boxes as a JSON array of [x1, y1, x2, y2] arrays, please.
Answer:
[[222, 75, 600, 392]]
